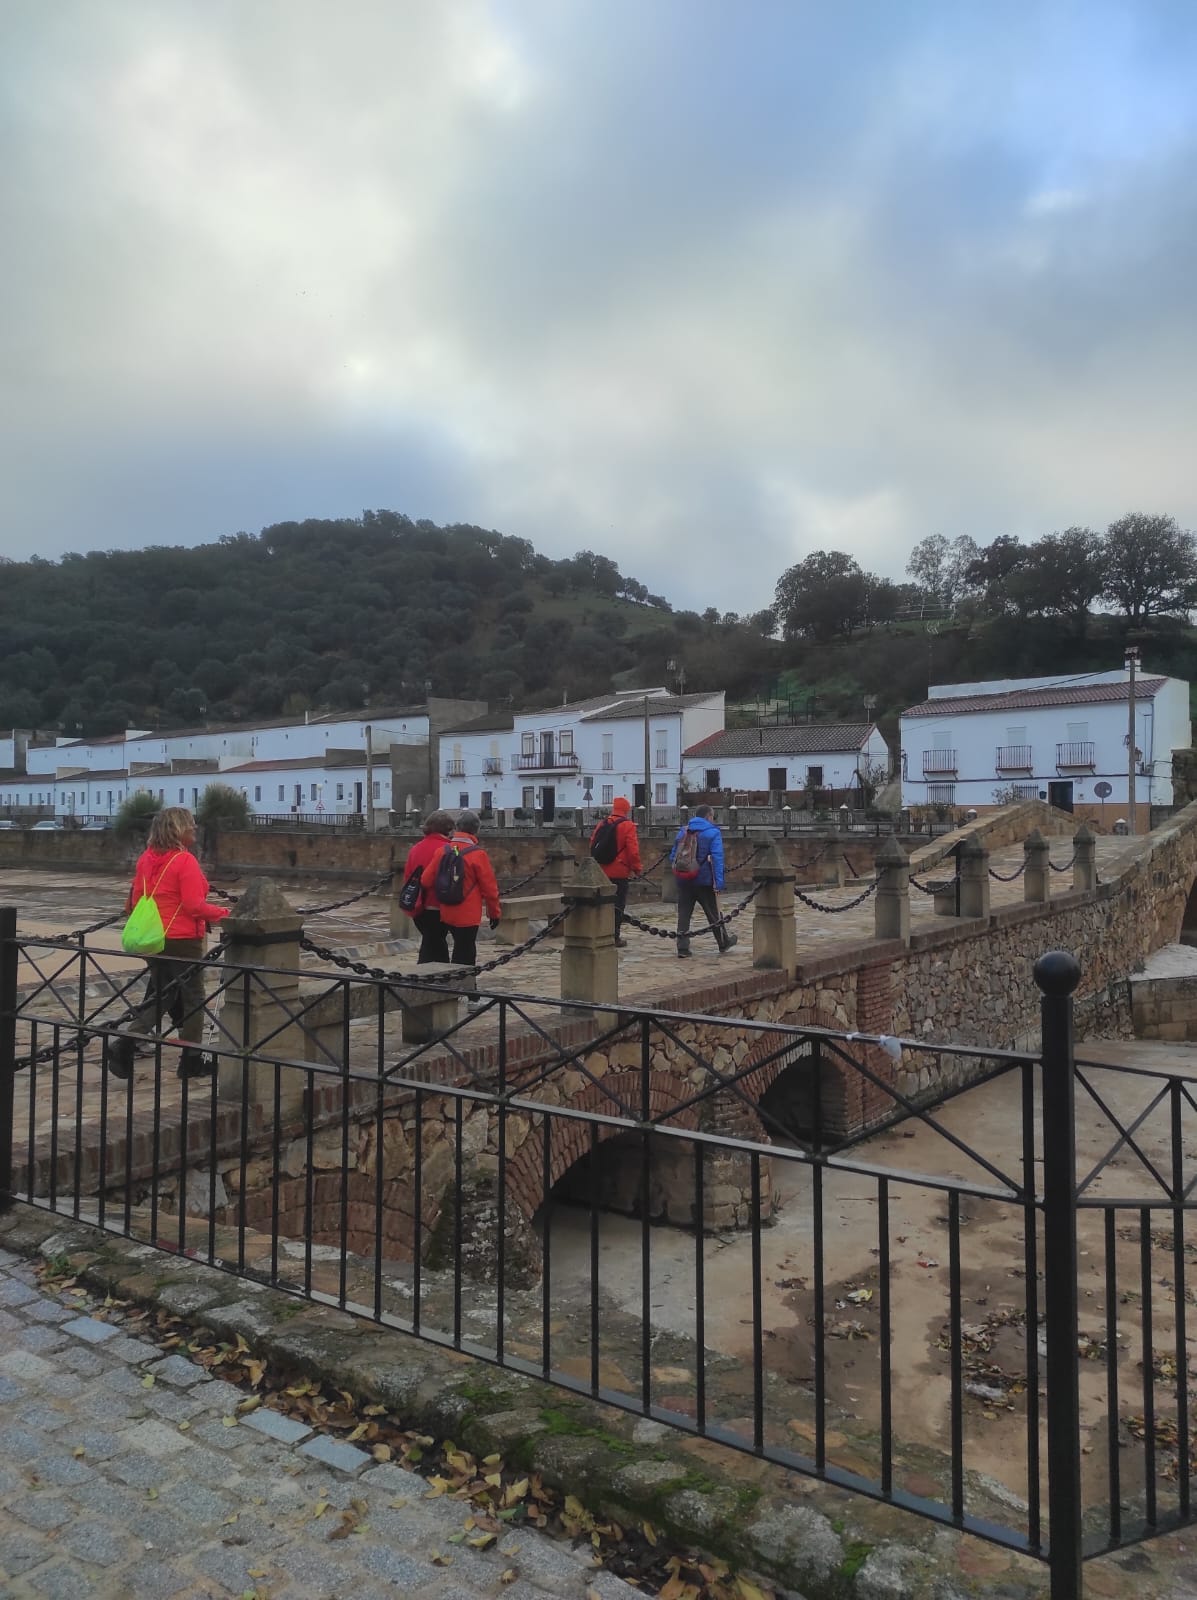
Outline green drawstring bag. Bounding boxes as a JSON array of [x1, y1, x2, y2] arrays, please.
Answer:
[[121, 855, 179, 956]]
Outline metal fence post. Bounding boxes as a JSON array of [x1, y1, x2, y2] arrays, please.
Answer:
[[0, 906, 16, 1208], [1034, 949, 1084, 1600]]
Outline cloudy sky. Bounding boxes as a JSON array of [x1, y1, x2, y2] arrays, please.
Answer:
[[3, 1, 1196, 614]]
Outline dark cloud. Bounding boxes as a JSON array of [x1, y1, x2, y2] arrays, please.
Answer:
[[1, 0, 1195, 614]]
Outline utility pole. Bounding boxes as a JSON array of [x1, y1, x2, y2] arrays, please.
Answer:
[[1126, 647, 1139, 836], [643, 695, 652, 825], [364, 723, 374, 832]]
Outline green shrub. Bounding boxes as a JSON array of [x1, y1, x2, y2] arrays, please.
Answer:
[[113, 790, 161, 840], [196, 783, 252, 832]]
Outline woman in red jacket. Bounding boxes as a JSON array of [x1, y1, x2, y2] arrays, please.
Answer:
[[399, 809, 453, 964], [108, 806, 231, 1081], [419, 810, 501, 969]]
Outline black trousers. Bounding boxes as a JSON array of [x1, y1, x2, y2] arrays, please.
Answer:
[[413, 908, 450, 965], [127, 937, 207, 1048], [447, 924, 479, 967], [611, 877, 629, 935], [676, 883, 728, 953]]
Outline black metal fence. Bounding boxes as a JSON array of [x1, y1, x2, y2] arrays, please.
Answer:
[[1, 908, 1194, 1598]]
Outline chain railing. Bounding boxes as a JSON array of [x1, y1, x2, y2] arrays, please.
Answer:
[[500, 858, 552, 894], [1049, 853, 1078, 874], [908, 875, 944, 896], [793, 877, 880, 913], [622, 882, 761, 942], [299, 906, 572, 981], [989, 860, 1028, 882], [297, 870, 395, 916]]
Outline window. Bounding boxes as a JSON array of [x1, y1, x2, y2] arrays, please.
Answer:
[[927, 782, 956, 805], [601, 783, 614, 805], [254, 785, 262, 802], [704, 768, 720, 790], [655, 741, 668, 768], [278, 784, 285, 802], [310, 784, 318, 801], [1010, 783, 1038, 799], [767, 767, 787, 791], [459, 792, 469, 807], [655, 782, 668, 804], [372, 781, 381, 801], [522, 786, 535, 809], [602, 733, 613, 770], [178, 788, 185, 803], [521, 732, 535, 756], [559, 730, 574, 755], [806, 766, 823, 787], [336, 783, 344, 801], [480, 790, 493, 813]]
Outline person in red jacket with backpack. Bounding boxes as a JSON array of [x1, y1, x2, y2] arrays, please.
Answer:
[[398, 809, 454, 964], [419, 810, 502, 968], [108, 806, 231, 1081], [588, 796, 641, 946]]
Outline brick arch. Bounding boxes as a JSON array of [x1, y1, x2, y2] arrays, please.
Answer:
[[506, 1069, 700, 1224], [734, 1007, 851, 1106]]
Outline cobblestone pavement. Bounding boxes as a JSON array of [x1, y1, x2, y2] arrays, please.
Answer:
[[0, 1249, 640, 1600]]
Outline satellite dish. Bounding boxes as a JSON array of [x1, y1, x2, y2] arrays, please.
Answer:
[[1094, 782, 1112, 798]]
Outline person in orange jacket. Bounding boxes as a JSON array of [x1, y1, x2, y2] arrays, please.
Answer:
[[419, 810, 502, 968], [589, 795, 642, 946], [399, 809, 454, 964]]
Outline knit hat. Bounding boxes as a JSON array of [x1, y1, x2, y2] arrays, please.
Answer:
[[611, 796, 631, 816]]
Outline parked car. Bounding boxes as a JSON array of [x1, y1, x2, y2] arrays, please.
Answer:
[[0, 819, 15, 829], [30, 819, 61, 830], [81, 819, 109, 831]]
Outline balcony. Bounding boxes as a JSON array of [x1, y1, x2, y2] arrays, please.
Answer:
[[995, 745, 1033, 772], [515, 751, 581, 773], [1056, 741, 1095, 770], [445, 759, 466, 779], [921, 749, 957, 775], [483, 758, 503, 776]]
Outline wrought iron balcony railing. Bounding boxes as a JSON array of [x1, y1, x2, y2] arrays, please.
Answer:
[[995, 745, 1033, 771], [1055, 741, 1095, 769], [444, 759, 466, 778], [514, 752, 580, 772], [921, 749, 957, 774]]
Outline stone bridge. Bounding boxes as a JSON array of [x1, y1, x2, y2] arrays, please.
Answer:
[[200, 798, 1197, 1282]]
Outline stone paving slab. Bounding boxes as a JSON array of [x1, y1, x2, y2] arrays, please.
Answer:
[[0, 1257, 643, 1600]]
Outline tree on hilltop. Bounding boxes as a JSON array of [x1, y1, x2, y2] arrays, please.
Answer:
[[1102, 513, 1197, 621]]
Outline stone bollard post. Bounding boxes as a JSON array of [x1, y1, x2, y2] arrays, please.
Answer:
[[873, 835, 910, 944], [560, 857, 618, 1010], [751, 839, 797, 972], [541, 831, 575, 939], [1073, 823, 1097, 893], [1023, 828, 1051, 904], [218, 879, 306, 1116], [957, 834, 990, 921]]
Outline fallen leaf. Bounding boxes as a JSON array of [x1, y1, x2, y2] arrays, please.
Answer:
[[72, 1446, 85, 1458], [642, 1521, 658, 1546], [142, 1374, 155, 1389], [371, 1443, 392, 1462], [736, 1581, 770, 1600], [430, 1551, 452, 1567], [468, 1533, 497, 1550], [235, 1395, 261, 1415], [500, 1570, 517, 1586], [221, 1416, 238, 1428], [312, 1500, 329, 1519], [177, 1421, 190, 1433], [147, 1488, 158, 1501]]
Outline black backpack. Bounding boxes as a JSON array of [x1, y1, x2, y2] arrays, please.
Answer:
[[397, 869, 423, 914], [590, 818, 620, 867], [434, 841, 479, 905]]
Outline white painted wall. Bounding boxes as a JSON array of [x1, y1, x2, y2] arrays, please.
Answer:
[[900, 678, 1191, 809], [682, 729, 889, 794]]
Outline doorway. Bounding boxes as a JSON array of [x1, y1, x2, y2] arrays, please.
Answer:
[[1048, 781, 1074, 813], [541, 786, 556, 822], [633, 782, 646, 809], [354, 781, 363, 814]]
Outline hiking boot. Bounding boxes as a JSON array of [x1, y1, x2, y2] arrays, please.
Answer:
[[718, 933, 739, 954], [613, 937, 627, 948], [177, 1050, 214, 1080], [106, 1036, 135, 1080], [677, 946, 692, 959]]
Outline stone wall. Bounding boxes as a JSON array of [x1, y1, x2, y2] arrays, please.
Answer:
[[1129, 972, 1197, 1041]]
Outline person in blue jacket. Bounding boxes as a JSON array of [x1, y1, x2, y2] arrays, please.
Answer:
[[669, 804, 738, 958]]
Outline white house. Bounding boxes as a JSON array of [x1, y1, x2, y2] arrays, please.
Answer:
[[219, 755, 392, 819], [899, 670, 1192, 822], [682, 724, 890, 802], [438, 689, 725, 818]]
